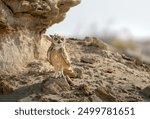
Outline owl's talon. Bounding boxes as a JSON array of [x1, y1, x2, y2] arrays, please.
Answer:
[[53, 71, 63, 78]]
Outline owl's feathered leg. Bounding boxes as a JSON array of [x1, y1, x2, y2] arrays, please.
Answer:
[[61, 70, 65, 78], [53, 68, 63, 78], [52, 69, 74, 85], [62, 69, 74, 86]]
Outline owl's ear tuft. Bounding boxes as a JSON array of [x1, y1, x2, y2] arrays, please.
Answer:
[[61, 36, 66, 42], [49, 35, 53, 39], [53, 34, 59, 37], [48, 35, 56, 42]]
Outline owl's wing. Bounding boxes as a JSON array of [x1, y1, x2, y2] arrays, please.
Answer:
[[60, 48, 71, 66], [47, 46, 53, 65]]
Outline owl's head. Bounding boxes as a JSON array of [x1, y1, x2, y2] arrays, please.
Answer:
[[50, 34, 66, 48]]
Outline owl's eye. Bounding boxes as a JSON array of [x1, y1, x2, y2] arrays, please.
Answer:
[[54, 38, 57, 40], [61, 38, 64, 41]]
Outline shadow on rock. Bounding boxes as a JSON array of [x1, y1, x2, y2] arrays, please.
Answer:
[[0, 82, 41, 102]]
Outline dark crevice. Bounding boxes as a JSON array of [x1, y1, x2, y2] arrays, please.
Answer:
[[1, 0, 14, 15], [14, 12, 35, 18]]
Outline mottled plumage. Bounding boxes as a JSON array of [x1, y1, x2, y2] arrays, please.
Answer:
[[47, 34, 72, 78]]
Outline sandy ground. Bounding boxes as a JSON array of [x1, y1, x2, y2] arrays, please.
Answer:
[[0, 38, 150, 102]]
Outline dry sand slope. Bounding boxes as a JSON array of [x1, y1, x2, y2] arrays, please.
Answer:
[[0, 37, 150, 102]]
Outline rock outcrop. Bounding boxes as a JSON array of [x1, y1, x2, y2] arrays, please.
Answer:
[[0, 0, 80, 74]]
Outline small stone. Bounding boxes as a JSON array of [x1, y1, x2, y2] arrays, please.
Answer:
[[141, 85, 150, 98], [41, 76, 70, 95], [105, 68, 114, 73], [134, 58, 143, 66], [88, 94, 102, 102], [0, 80, 14, 95], [74, 67, 83, 78], [122, 78, 127, 80], [95, 86, 120, 102], [77, 84, 92, 96], [80, 57, 95, 64]]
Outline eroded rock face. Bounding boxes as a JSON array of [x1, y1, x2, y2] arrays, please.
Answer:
[[0, 0, 80, 32], [0, 0, 80, 74]]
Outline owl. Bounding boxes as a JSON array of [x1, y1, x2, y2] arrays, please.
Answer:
[[47, 34, 74, 78]]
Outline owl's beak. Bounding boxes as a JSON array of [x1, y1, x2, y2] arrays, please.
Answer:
[[58, 40, 61, 43]]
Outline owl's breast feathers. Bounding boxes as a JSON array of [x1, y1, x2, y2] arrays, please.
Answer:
[[49, 48, 71, 70]]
